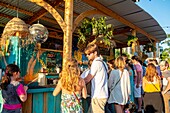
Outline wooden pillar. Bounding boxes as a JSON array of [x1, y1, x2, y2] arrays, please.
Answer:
[[113, 48, 115, 59], [131, 29, 136, 55], [153, 41, 157, 58], [63, 0, 73, 69], [120, 48, 122, 56]]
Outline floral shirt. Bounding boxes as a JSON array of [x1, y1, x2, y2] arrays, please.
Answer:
[[61, 93, 83, 113]]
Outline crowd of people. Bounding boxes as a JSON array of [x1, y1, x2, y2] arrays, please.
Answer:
[[53, 43, 168, 113], [1, 43, 170, 113]]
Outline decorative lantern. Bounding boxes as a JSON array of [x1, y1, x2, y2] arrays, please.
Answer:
[[1, 17, 31, 55], [2, 17, 29, 39]]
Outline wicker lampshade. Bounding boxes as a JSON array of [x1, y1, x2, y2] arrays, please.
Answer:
[[2, 17, 29, 39]]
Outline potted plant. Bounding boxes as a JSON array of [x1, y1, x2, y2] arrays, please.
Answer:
[[77, 17, 115, 51], [143, 43, 157, 53], [127, 35, 138, 46]]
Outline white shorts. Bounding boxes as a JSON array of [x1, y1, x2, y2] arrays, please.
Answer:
[[134, 84, 142, 98]]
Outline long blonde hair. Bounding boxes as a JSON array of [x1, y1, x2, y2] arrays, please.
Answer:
[[60, 58, 80, 92], [145, 63, 159, 82], [114, 56, 125, 72]]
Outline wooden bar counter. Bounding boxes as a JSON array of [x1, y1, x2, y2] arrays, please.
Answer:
[[22, 86, 61, 113]]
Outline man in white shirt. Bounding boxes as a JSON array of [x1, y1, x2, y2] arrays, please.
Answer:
[[84, 44, 108, 113]]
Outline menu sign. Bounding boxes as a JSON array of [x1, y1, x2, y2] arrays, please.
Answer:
[[46, 52, 56, 68]]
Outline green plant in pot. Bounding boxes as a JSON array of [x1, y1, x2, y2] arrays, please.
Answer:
[[143, 43, 157, 53], [127, 35, 138, 46], [77, 17, 115, 51]]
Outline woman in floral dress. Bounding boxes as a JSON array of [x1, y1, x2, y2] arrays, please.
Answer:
[[53, 58, 87, 113]]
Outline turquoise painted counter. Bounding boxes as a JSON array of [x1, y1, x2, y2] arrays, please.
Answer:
[[23, 87, 89, 113], [23, 87, 61, 113]]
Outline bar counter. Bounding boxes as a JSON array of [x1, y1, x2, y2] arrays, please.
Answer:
[[22, 85, 61, 113], [22, 86, 88, 113]]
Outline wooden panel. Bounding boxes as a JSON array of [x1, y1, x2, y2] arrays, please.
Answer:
[[54, 93, 61, 113], [22, 94, 32, 113], [46, 93, 56, 113], [32, 93, 44, 113]]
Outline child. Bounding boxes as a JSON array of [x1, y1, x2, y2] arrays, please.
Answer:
[[0, 64, 28, 113], [53, 58, 87, 113]]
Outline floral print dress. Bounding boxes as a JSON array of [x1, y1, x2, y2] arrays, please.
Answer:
[[61, 93, 83, 113]]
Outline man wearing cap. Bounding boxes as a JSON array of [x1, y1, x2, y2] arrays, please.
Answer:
[[160, 60, 170, 113]]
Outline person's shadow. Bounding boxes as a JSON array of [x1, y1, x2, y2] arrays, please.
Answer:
[[145, 105, 157, 113]]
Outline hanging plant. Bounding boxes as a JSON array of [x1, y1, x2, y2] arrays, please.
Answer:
[[77, 17, 115, 51], [127, 35, 138, 46], [143, 43, 157, 53]]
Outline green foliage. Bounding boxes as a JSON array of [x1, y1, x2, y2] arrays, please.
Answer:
[[77, 17, 113, 47], [160, 48, 170, 62], [143, 43, 157, 53], [127, 35, 138, 46], [115, 49, 120, 58]]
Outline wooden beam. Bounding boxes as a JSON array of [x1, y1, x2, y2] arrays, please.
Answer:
[[0, 1, 78, 26], [30, 0, 66, 32], [26, 0, 63, 24], [73, 9, 105, 32], [0, 1, 57, 24], [0, 13, 13, 19], [0, 2, 33, 16], [113, 27, 131, 35], [57, 6, 79, 17], [82, 0, 158, 42], [62, 0, 73, 69], [48, 34, 63, 40]]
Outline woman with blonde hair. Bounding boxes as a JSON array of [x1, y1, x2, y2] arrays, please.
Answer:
[[143, 63, 163, 113], [108, 56, 131, 113], [53, 58, 87, 113]]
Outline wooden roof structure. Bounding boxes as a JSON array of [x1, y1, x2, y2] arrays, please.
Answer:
[[0, 0, 167, 68], [0, 0, 167, 45]]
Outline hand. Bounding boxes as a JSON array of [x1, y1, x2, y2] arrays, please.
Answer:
[[24, 86, 28, 91]]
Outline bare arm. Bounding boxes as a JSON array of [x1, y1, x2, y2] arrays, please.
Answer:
[[136, 71, 141, 88], [53, 80, 62, 96], [142, 77, 146, 92], [162, 77, 170, 94], [81, 79, 87, 99], [84, 74, 94, 84], [19, 86, 28, 102]]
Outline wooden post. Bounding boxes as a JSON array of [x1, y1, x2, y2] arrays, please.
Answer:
[[131, 29, 136, 55], [120, 48, 122, 56], [153, 41, 157, 58], [63, 0, 73, 70]]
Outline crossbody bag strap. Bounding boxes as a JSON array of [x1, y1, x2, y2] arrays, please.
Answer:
[[111, 70, 124, 91], [73, 92, 80, 104], [151, 82, 159, 91], [96, 59, 108, 73], [96, 60, 108, 87]]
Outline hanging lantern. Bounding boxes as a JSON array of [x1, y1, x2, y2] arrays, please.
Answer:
[[2, 17, 29, 39], [1, 17, 31, 55], [29, 23, 48, 44]]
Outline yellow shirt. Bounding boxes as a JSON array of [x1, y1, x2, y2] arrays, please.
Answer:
[[143, 77, 161, 92]]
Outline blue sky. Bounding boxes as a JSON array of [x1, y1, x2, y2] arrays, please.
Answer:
[[136, 0, 170, 35]]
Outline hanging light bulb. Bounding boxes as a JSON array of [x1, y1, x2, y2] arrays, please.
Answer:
[[15, 32, 20, 37]]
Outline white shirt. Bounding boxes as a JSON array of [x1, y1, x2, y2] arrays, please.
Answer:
[[90, 57, 108, 98]]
